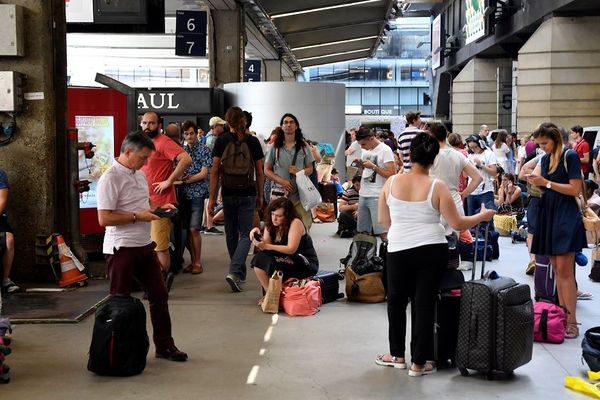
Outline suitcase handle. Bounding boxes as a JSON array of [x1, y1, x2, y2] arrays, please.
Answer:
[[471, 222, 490, 281]]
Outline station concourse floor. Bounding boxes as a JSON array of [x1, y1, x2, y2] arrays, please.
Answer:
[[1, 222, 597, 399]]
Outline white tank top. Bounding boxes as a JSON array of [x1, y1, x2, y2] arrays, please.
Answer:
[[386, 176, 447, 252]]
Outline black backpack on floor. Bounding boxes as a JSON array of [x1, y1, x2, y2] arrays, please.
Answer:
[[88, 295, 149, 376]]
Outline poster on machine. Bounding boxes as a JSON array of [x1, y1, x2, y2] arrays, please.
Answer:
[[465, 0, 486, 45], [75, 116, 115, 209]]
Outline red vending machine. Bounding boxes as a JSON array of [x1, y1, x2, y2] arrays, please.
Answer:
[[67, 87, 128, 251]]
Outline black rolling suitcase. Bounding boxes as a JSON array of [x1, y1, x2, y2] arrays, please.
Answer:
[[435, 268, 464, 368], [311, 271, 344, 303], [88, 295, 150, 376], [456, 224, 534, 379]]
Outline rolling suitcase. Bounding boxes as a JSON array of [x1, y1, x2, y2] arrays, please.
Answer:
[[434, 268, 464, 368], [533, 255, 558, 303], [311, 271, 344, 303], [456, 224, 534, 379]]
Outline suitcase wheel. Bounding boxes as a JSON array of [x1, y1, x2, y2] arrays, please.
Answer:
[[459, 367, 469, 377], [486, 371, 494, 381]]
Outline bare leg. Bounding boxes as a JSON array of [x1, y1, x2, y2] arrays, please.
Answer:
[[204, 199, 215, 229], [189, 228, 202, 267], [157, 250, 171, 273], [254, 268, 269, 292], [527, 233, 535, 262], [2, 232, 14, 280], [550, 253, 577, 324]]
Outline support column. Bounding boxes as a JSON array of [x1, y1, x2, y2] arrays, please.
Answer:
[[451, 57, 512, 135], [209, 9, 243, 86], [517, 16, 600, 133], [0, 0, 66, 281]]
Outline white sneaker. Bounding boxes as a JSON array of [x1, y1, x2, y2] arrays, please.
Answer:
[[458, 261, 473, 271]]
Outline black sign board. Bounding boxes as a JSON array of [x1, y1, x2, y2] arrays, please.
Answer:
[[137, 89, 212, 114], [175, 10, 207, 57], [243, 60, 261, 82]]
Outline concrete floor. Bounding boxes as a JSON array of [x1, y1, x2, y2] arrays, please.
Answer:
[[0, 222, 596, 399]]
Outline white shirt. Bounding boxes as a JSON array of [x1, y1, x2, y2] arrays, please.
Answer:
[[359, 141, 395, 198], [430, 147, 468, 210], [468, 149, 498, 195], [97, 160, 152, 254], [346, 140, 362, 167]]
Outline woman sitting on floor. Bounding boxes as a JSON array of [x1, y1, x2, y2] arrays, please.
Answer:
[[250, 198, 319, 295]]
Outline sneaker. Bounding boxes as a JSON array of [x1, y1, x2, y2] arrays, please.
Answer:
[[577, 290, 593, 300], [165, 272, 175, 293], [457, 261, 473, 271], [156, 345, 188, 362], [525, 260, 536, 275], [204, 227, 224, 235], [199, 226, 207, 234], [1, 279, 20, 293], [225, 273, 243, 292]]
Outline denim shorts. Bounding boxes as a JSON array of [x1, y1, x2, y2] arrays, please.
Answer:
[[189, 197, 206, 230]]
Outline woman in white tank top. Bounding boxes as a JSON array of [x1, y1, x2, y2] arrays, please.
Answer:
[[374, 132, 494, 377]]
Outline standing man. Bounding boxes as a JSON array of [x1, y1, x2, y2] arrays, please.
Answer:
[[479, 124, 492, 147], [140, 111, 192, 288], [355, 127, 395, 240], [397, 111, 423, 172], [164, 123, 181, 143], [345, 127, 361, 181], [0, 169, 19, 293], [201, 116, 227, 235], [208, 107, 264, 292], [571, 125, 590, 176], [97, 131, 187, 361]]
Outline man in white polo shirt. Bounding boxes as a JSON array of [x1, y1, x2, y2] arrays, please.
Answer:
[[96, 131, 187, 362]]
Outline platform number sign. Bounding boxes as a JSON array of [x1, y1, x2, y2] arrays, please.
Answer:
[[244, 60, 261, 82], [175, 10, 207, 57]]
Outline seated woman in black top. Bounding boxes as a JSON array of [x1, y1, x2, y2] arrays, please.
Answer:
[[250, 198, 319, 293]]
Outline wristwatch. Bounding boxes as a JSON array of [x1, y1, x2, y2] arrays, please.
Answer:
[[546, 181, 552, 189]]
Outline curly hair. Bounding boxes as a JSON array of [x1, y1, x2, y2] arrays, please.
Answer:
[[264, 198, 299, 241], [225, 106, 247, 135]]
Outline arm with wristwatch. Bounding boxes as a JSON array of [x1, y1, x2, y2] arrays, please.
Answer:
[[526, 163, 581, 197]]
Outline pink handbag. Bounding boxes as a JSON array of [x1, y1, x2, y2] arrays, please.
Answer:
[[280, 278, 322, 316], [533, 301, 566, 344]]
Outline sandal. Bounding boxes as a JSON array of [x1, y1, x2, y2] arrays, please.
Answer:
[[182, 264, 193, 273], [408, 361, 437, 377], [375, 354, 407, 369], [312, 217, 322, 223], [565, 322, 580, 339], [257, 296, 264, 306]]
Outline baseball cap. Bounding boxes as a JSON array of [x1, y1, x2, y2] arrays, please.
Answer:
[[209, 116, 226, 127], [585, 179, 599, 192]]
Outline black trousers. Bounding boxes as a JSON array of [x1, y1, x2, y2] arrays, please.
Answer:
[[386, 243, 447, 365]]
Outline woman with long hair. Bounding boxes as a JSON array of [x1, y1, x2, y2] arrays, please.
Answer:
[[249, 198, 319, 296], [376, 132, 494, 376], [528, 122, 587, 338], [264, 113, 315, 230], [492, 130, 511, 174]]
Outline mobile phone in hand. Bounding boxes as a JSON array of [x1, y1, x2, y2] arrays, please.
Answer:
[[152, 207, 178, 218], [253, 231, 263, 241]]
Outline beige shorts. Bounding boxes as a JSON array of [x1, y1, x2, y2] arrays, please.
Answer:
[[151, 218, 172, 252]]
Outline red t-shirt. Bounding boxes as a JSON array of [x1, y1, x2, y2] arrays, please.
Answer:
[[573, 138, 590, 174], [141, 134, 184, 206]]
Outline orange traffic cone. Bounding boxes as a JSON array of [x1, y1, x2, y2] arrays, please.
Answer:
[[56, 235, 87, 288]]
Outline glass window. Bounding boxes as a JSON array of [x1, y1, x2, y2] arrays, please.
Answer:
[[364, 59, 380, 85], [362, 88, 380, 105], [334, 63, 349, 81], [348, 61, 365, 83], [399, 88, 418, 106], [380, 88, 398, 105], [380, 60, 395, 86], [411, 61, 427, 82], [317, 65, 333, 81], [309, 67, 318, 81], [346, 88, 361, 105]]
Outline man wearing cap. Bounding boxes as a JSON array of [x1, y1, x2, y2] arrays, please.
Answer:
[[355, 126, 395, 240], [140, 111, 192, 289], [204, 116, 227, 151], [397, 111, 423, 172]]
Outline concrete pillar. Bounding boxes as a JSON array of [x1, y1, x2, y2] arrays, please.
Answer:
[[451, 57, 512, 135], [0, 1, 66, 281], [210, 9, 243, 86], [517, 16, 600, 133], [264, 59, 282, 81]]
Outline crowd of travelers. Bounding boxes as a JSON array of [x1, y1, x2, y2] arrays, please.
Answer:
[[1, 108, 597, 374]]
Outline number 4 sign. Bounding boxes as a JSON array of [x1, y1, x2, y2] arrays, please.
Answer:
[[175, 10, 207, 57]]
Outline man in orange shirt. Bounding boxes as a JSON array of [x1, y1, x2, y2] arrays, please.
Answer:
[[571, 125, 590, 176]]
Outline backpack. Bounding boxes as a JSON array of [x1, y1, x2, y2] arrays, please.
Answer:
[[583, 327, 600, 372], [339, 233, 382, 275], [88, 295, 149, 376], [220, 134, 255, 190]]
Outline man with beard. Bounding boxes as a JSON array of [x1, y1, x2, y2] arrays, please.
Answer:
[[140, 112, 191, 290]]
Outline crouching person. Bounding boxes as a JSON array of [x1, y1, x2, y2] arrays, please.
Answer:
[[250, 198, 319, 295]]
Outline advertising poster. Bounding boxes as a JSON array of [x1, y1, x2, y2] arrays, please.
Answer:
[[465, 0, 486, 44], [75, 116, 115, 209], [431, 14, 442, 69]]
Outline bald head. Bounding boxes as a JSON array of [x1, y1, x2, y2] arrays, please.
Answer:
[[165, 123, 181, 142]]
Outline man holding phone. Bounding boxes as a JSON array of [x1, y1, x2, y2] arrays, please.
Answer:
[[97, 131, 187, 362]]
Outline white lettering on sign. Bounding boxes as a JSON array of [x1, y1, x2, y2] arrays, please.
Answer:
[[364, 109, 380, 115], [137, 93, 180, 110]]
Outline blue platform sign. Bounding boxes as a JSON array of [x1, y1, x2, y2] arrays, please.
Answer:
[[244, 60, 261, 82], [175, 10, 207, 57]]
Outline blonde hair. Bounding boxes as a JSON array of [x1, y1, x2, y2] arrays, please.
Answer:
[[532, 122, 563, 174]]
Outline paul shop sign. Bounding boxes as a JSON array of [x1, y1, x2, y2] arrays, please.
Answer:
[[137, 90, 211, 114]]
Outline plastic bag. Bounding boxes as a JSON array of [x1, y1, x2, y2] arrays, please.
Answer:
[[296, 170, 322, 211]]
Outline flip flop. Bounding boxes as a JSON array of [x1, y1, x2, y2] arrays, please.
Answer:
[[408, 361, 437, 377], [375, 354, 407, 369]]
